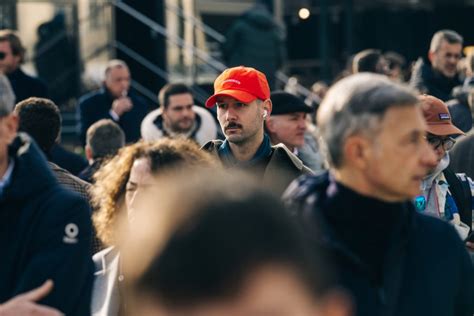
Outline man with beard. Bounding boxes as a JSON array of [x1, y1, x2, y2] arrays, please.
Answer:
[[141, 83, 218, 146], [410, 30, 463, 101], [202, 66, 312, 196]]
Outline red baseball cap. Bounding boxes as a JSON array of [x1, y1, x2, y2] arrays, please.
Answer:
[[419, 94, 464, 136], [205, 66, 271, 108]]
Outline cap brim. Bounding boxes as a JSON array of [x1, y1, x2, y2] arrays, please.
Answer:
[[205, 90, 257, 108], [427, 123, 465, 136]]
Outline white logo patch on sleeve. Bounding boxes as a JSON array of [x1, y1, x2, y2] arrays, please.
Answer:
[[63, 223, 79, 244]]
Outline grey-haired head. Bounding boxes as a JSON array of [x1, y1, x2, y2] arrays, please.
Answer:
[[317, 73, 418, 168]]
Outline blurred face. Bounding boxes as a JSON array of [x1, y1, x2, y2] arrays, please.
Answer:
[[216, 96, 266, 145], [162, 93, 196, 133], [359, 105, 437, 201], [375, 56, 389, 75], [126, 157, 154, 221], [137, 264, 348, 316], [104, 66, 131, 98], [267, 113, 307, 151], [0, 41, 21, 74], [430, 40, 462, 78]]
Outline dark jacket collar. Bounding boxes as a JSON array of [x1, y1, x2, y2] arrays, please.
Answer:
[[3, 133, 58, 200], [217, 133, 272, 167], [6, 68, 25, 81]]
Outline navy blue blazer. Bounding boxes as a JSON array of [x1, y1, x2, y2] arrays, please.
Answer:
[[77, 88, 149, 144]]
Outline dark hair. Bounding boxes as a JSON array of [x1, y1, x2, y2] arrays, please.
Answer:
[[352, 49, 383, 74], [158, 83, 193, 109], [86, 119, 125, 159], [0, 29, 26, 63], [133, 179, 332, 308], [14, 97, 60, 153], [384, 51, 406, 70]]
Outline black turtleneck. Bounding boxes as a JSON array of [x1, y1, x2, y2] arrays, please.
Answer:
[[319, 178, 409, 285]]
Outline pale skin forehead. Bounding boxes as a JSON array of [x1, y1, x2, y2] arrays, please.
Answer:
[[377, 105, 427, 143], [105, 65, 130, 78]]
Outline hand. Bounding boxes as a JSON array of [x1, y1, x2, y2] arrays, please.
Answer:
[[0, 280, 63, 316], [466, 241, 474, 250], [112, 97, 133, 117]]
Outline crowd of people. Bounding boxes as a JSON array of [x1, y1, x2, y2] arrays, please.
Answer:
[[0, 22, 474, 316]]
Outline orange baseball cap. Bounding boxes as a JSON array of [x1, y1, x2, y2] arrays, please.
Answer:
[[205, 66, 271, 108], [419, 94, 464, 136]]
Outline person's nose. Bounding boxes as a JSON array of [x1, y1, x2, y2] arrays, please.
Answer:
[[225, 107, 238, 121], [298, 118, 307, 130], [421, 141, 438, 169]]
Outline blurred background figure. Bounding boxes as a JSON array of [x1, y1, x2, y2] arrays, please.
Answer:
[[352, 49, 388, 75], [447, 52, 474, 133], [410, 29, 463, 101], [140, 82, 219, 146], [77, 59, 149, 144], [121, 169, 351, 316], [34, 12, 81, 106], [79, 119, 125, 183], [305, 80, 328, 113], [0, 29, 48, 102], [266, 91, 324, 172], [90, 139, 216, 316], [221, 0, 285, 89], [384, 51, 407, 82]]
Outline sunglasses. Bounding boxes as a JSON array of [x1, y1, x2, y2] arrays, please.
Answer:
[[426, 136, 456, 151]]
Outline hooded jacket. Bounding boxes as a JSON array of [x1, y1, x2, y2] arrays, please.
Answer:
[[283, 172, 474, 316], [0, 133, 93, 315], [140, 106, 218, 146]]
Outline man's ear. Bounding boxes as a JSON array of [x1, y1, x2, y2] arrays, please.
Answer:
[[428, 50, 435, 64], [85, 145, 93, 161], [264, 99, 272, 116], [343, 135, 372, 170], [4, 114, 18, 145]]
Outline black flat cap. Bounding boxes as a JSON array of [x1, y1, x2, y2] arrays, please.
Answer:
[[270, 91, 313, 115]]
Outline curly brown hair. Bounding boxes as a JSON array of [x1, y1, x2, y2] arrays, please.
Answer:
[[91, 138, 217, 247]]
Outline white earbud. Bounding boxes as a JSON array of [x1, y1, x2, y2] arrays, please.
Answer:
[[263, 110, 268, 119]]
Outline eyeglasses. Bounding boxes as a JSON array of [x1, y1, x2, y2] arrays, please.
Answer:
[[426, 136, 456, 151], [0, 52, 5, 60]]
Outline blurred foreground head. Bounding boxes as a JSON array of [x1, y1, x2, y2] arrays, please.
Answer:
[[122, 170, 351, 316]]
